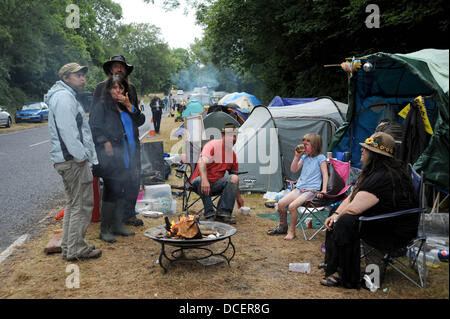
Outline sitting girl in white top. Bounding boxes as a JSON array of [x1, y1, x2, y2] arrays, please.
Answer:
[[267, 133, 328, 240]]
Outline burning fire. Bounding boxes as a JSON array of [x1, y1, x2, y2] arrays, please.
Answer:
[[167, 214, 199, 238]]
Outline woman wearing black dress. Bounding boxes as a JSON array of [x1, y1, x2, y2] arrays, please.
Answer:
[[321, 132, 418, 289]]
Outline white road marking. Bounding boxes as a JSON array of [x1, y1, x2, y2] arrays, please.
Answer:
[[0, 234, 29, 264], [29, 139, 50, 147]]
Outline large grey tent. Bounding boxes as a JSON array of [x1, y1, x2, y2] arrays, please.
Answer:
[[234, 97, 348, 192], [203, 111, 241, 140]]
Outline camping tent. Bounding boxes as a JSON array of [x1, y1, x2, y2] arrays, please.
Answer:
[[182, 100, 205, 118], [268, 96, 315, 106], [172, 104, 247, 139], [203, 112, 241, 141], [234, 97, 348, 192], [329, 49, 449, 192], [218, 92, 262, 113], [207, 104, 249, 125]]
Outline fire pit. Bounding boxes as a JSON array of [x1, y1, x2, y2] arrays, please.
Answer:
[[144, 220, 237, 273]]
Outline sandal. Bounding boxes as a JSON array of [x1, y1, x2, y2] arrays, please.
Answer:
[[320, 274, 341, 287], [318, 262, 327, 270], [267, 225, 288, 235]]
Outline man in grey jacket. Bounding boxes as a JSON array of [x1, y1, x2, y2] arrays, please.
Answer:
[[45, 62, 102, 261]]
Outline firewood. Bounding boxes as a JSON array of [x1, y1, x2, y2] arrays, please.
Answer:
[[44, 229, 63, 254], [200, 230, 217, 235], [178, 219, 202, 239], [164, 216, 171, 232]]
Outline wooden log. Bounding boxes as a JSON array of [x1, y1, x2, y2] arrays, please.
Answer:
[[44, 229, 63, 254]]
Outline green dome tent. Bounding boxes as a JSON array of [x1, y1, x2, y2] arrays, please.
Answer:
[[330, 49, 449, 193]]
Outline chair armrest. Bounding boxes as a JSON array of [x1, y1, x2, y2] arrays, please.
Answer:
[[229, 170, 248, 175], [359, 207, 426, 222], [176, 163, 188, 173]]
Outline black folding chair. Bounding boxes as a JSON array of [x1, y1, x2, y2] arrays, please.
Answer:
[[359, 164, 428, 288]]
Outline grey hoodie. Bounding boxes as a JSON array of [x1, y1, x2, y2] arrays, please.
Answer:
[[45, 80, 98, 164]]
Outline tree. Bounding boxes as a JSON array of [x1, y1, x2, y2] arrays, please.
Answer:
[[0, 0, 122, 110], [195, 0, 448, 102]]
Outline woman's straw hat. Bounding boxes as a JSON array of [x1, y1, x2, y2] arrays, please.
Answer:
[[359, 132, 395, 157]]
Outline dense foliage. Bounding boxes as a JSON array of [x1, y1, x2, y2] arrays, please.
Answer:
[[0, 0, 188, 112], [1, 0, 448, 112], [195, 0, 449, 103]]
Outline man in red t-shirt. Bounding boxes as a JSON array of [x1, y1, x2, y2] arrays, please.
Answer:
[[191, 123, 244, 224]]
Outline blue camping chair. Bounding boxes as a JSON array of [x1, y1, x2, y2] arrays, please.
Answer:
[[359, 164, 428, 288]]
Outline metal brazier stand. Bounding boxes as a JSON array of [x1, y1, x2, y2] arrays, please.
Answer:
[[144, 221, 237, 273]]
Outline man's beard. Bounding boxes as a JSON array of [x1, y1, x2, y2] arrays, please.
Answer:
[[112, 72, 126, 81]]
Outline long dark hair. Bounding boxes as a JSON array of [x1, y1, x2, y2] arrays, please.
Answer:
[[100, 75, 130, 111], [350, 150, 416, 206]]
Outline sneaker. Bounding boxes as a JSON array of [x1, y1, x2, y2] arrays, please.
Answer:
[[62, 245, 95, 260], [67, 249, 102, 261], [267, 225, 288, 235], [124, 216, 144, 227], [203, 211, 216, 220], [215, 215, 236, 224]]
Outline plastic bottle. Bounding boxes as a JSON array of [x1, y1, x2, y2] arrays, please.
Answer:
[[416, 250, 440, 269], [426, 249, 441, 268], [289, 263, 311, 274]]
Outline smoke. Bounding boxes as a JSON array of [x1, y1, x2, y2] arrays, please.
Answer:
[[171, 62, 220, 91], [171, 62, 270, 104]]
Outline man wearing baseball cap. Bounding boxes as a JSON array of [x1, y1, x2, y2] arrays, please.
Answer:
[[91, 55, 144, 227], [190, 123, 245, 224], [45, 62, 102, 261]]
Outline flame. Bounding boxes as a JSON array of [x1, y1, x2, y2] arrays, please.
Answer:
[[167, 214, 198, 238]]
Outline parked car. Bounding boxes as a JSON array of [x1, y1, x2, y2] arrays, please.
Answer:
[[0, 107, 12, 128], [15, 102, 49, 123]]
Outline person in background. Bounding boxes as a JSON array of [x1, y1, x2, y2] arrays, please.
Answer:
[[89, 75, 146, 243], [150, 95, 163, 134], [267, 133, 328, 240], [45, 62, 101, 261], [92, 55, 144, 227]]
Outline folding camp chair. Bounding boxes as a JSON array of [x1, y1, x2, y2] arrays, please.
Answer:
[[173, 160, 221, 214], [359, 164, 427, 288], [296, 158, 352, 241]]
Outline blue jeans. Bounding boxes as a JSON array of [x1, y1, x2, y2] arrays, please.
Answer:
[[192, 175, 238, 217]]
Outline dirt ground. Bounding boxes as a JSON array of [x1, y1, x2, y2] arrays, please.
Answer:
[[0, 114, 448, 300], [0, 122, 48, 134]]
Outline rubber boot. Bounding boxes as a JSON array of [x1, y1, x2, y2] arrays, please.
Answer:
[[100, 201, 117, 243], [112, 199, 135, 236]]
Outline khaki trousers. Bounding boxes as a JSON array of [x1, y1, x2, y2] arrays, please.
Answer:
[[54, 160, 93, 259]]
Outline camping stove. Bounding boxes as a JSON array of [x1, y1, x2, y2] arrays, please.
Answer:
[[144, 221, 237, 273]]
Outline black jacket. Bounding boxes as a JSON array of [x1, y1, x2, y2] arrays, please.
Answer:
[[400, 100, 430, 165], [89, 100, 145, 179]]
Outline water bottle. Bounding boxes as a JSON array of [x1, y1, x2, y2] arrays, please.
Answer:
[[289, 263, 311, 274], [426, 249, 441, 268]]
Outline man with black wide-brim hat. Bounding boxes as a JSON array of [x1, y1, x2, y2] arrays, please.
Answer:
[[92, 55, 138, 108], [91, 55, 144, 227]]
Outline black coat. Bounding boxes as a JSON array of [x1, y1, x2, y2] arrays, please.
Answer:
[[400, 100, 430, 165], [89, 100, 145, 179]]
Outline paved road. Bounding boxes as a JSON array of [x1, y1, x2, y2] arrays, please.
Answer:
[[0, 126, 64, 252]]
